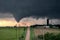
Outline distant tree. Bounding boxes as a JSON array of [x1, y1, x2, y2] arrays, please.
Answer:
[[30, 24, 41, 28], [49, 26, 53, 28], [14, 26, 17, 28], [58, 25, 60, 29]]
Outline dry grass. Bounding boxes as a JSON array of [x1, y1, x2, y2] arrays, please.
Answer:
[[33, 28, 60, 36]]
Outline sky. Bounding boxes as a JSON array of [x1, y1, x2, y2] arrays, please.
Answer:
[[0, 13, 60, 27], [0, 0, 60, 26]]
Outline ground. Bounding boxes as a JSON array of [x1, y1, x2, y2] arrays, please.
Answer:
[[25, 27, 30, 40], [0, 27, 60, 40], [0, 27, 27, 40], [30, 27, 60, 40]]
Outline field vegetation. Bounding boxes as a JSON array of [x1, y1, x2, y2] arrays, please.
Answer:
[[30, 27, 60, 40], [0, 27, 27, 40]]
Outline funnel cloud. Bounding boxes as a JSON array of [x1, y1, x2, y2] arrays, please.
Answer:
[[0, 0, 60, 22]]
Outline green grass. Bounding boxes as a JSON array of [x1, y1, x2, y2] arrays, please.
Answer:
[[0, 27, 27, 40], [30, 27, 35, 40]]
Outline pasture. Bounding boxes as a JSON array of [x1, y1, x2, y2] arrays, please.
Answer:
[[30, 27, 60, 40], [0, 27, 27, 40], [0, 26, 60, 40]]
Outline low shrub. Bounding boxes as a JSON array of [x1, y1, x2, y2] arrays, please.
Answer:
[[37, 32, 60, 40]]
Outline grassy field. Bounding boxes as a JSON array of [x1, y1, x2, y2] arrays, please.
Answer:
[[0, 27, 60, 40], [0, 27, 27, 40], [34, 28, 60, 35], [30, 27, 60, 40], [30, 27, 35, 40]]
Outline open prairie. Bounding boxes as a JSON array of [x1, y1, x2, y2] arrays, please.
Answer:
[[30, 27, 60, 40], [0, 27, 27, 40], [34, 28, 60, 36]]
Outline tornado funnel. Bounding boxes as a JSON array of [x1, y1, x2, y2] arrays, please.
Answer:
[[13, 14, 23, 22], [14, 15, 21, 22], [13, 8, 32, 22]]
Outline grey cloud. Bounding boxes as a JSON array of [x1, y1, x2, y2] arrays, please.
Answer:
[[0, 13, 13, 18], [0, 0, 60, 22], [49, 19, 60, 24], [20, 17, 60, 25]]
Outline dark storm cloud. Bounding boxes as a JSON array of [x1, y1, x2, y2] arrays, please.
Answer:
[[0, 13, 13, 18], [0, 0, 60, 22]]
